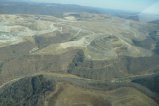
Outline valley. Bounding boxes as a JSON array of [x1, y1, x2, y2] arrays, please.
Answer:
[[0, 1, 159, 106]]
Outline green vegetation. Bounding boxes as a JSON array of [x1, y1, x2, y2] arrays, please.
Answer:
[[0, 74, 159, 106], [0, 5, 159, 106], [0, 75, 53, 106], [68, 50, 84, 73], [0, 62, 3, 73], [132, 74, 159, 95]]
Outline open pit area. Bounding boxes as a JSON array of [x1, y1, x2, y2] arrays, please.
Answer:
[[0, 11, 159, 106]]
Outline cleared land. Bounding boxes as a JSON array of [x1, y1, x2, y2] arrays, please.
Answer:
[[0, 13, 159, 106]]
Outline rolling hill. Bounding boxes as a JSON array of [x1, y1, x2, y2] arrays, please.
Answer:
[[0, 1, 159, 106]]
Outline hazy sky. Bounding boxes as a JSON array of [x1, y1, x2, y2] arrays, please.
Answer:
[[30, 0, 159, 12]]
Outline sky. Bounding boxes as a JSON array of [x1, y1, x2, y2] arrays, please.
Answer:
[[29, 0, 159, 13], [139, 1, 159, 21]]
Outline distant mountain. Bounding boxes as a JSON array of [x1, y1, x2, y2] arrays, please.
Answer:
[[0, 1, 99, 17], [139, 13, 159, 22], [150, 20, 159, 24], [0, 2, 159, 106], [0, 1, 140, 20], [0, 0, 32, 2]]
